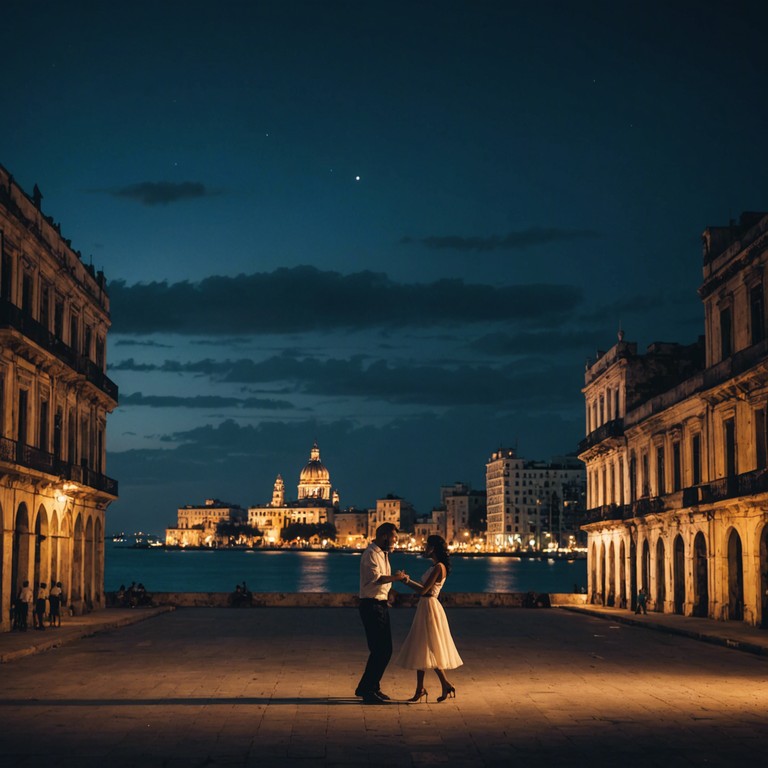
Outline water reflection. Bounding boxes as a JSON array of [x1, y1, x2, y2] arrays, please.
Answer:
[[485, 556, 522, 592], [297, 551, 330, 593]]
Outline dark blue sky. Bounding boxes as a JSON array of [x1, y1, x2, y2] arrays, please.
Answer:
[[3, 1, 767, 533]]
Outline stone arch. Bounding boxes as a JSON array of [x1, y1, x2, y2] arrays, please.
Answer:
[[94, 517, 103, 606], [655, 537, 666, 611], [48, 510, 60, 588], [0, 499, 4, 622], [590, 541, 597, 603], [727, 527, 744, 621], [599, 541, 607, 605], [84, 516, 94, 611], [619, 538, 627, 608], [759, 524, 768, 629], [641, 537, 651, 595], [607, 541, 616, 606], [72, 514, 83, 605], [693, 531, 709, 618], [58, 511, 72, 602], [673, 534, 685, 614], [12, 503, 32, 606], [34, 504, 50, 591], [629, 537, 637, 611]]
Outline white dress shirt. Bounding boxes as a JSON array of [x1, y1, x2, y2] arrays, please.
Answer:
[[359, 542, 391, 600]]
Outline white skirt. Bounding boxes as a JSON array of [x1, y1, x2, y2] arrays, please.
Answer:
[[395, 597, 463, 670]]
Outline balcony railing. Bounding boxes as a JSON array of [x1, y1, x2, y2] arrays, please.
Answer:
[[0, 296, 118, 401], [578, 418, 624, 454], [0, 435, 118, 496], [682, 469, 768, 507]]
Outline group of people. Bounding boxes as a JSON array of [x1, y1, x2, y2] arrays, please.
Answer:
[[13, 580, 64, 631], [230, 581, 253, 607], [356, 523, 463, 704], [115, 582, 153, 608]]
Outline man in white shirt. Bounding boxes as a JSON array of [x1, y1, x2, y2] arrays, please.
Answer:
[[355, 522, 408, 704]]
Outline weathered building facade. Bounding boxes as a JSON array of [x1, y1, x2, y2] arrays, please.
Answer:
[[165, 499, 247, 547], [581, 212, 768, 626], [0, 166, 118, 629]]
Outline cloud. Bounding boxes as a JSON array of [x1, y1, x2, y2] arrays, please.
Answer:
[[107, 267, 582, 335], [110, 353, 582, 408], [400, 227, 600, 252], [114, 339, 173, 348], [103, 181, 215, 206], [469, 329, 608, 356], [119, 391, 294, 410]]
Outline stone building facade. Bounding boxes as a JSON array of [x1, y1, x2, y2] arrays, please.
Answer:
[[486, 449, 585, 550], [581, 212, 768, 626], [367, 495, 415, 539], [165, 499, 247, 547], [0, 166, 118, 629]]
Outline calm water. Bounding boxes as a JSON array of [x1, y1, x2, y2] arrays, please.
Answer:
[[105, 544, 586, 594]]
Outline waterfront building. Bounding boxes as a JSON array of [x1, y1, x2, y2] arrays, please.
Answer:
[[580, 212, 768, 625], [442, 482, 487, 545], [165, 499, 247, 547], [333, 509, 368, 547], [248, 442, 339, 544], [486, 450, 585, 551], [412, 508, 446, 547], [0, 166, 118, 629], [367, 495, 415, 539]]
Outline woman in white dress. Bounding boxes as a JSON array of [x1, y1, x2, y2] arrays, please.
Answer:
[[395, 535, 463, 702]]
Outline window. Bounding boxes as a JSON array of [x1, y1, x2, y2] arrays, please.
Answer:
[[720, 307, 732, 359], [21, 272, 32, 314], [629, 454, 637, 503], [641, 453, 650, 497], [672, 441, 682, 492], [656, 446, 665, 496], [70, 314, 79, 354], [751, 284, 765, 345], [692, 434, 702, 485], [39, 399, 49, 451], [724, 418, 736, 478], [0, 242, 12, 300], [54, 298, 64, 338], [756, 408, 768, 471], [40, 283, 50, 330]]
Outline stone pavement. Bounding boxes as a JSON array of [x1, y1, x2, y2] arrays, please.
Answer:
[[1, 606, 768, 767]]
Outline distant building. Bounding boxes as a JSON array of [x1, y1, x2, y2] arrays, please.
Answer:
[[248, 442, 339, 544], [486, 450, 585, 550], [333, 509, 369, 548], [0, 165, 118, 629], [165, 499, 247, 547], [580, 212, 768, 625], [367, 495, 415, 539], [442, 482, 487, 545]]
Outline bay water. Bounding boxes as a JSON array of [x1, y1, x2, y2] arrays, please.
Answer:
[[106, 543, 587, 594]]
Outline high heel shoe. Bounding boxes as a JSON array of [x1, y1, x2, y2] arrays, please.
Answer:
[[437, 685, 455, 702], [408, 688, 428, 703]]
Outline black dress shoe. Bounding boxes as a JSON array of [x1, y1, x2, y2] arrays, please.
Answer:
[[375, 690, 390, 700], [361, 693, 387, 705]]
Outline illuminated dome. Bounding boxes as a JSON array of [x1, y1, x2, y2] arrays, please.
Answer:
[[297, 442, 332, 501]]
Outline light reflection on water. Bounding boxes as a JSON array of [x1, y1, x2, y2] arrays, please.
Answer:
[[106, 544, 586, 594]]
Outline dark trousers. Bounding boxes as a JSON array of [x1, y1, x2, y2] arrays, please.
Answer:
[[357, 599, 392, 694]]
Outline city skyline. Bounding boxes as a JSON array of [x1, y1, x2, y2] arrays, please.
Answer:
[[2, 1, 767, 532]]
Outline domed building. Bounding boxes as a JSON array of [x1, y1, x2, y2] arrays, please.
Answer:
[[248, 442, 341, 544], [298, 442, 332, 501]]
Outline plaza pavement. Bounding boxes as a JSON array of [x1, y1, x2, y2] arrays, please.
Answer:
[[1, 605, 768, 767]]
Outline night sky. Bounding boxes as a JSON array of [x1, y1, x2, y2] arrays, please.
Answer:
[[3, 1, 767, 534]]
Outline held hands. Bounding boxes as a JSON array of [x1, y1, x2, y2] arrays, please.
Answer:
[[393, 570, 407, 582]]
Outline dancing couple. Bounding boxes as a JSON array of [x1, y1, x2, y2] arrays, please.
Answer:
[[356, 522, 462, 704]]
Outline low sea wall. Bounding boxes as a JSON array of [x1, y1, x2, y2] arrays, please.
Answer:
[[106, 592, 588, 608]]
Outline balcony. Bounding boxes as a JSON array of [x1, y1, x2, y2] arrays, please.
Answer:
[[0, 435, 118, 497], [682, 469, 768, 507], [578, 418, 624, 454], [0, 296, 118, 401]]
